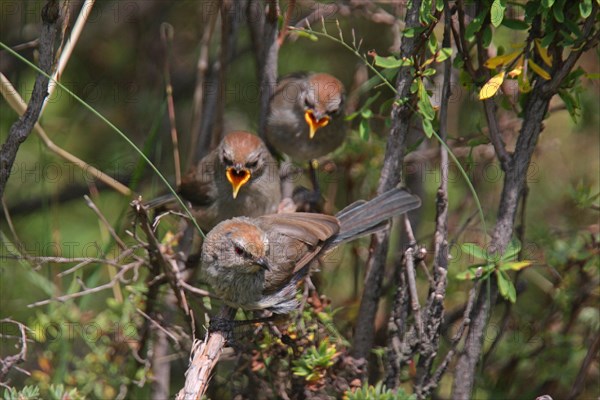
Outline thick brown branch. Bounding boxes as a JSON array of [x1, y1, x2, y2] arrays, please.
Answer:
[[0, 0, 61, 198], [176, 306, 236, 400], [351, 0, 423, 362]]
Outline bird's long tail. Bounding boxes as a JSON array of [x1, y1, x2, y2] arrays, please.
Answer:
[[330, 187, 421, 247], [143, 193, 177, 210]]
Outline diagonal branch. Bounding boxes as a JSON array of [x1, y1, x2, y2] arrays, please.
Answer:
[[0, 0, 62, 198], [351, 0, 424, 362]]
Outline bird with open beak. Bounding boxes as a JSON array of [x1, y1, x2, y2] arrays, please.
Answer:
[[266, 72, 346, 162], [146, 131, 281, 233]]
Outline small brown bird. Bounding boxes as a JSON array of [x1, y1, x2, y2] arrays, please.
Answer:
[[147, 131, 281, 232], [266, 72, 346, 162], [201, 188, 421, 314]]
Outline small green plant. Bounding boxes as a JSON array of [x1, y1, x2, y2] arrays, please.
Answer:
[[456, 239, 533, 302], [292, 338, 339, 383], [3, 386, 40, 400], [344, 382, 416, 400]]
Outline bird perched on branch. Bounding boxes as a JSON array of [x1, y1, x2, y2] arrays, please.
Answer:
[[147, 131, 281, 232], [201, 188, 421, 314], [266, 72, 346, 162]]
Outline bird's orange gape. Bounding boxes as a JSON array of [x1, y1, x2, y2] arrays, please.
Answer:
[[226, 168, 251, 199], [304, 110, 330, 139]]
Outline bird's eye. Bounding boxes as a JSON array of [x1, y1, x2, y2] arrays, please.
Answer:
[[246, 160, 258, 169], [222, 156, 233, 166], [234, 244, 245, 257]]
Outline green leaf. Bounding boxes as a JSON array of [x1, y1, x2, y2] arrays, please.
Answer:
[[294, 29, 319, 41], [496, 269, 511, 299], [491, 0, 506, 27], [501, 19, 529, 30], [482, 26, 493, 47], [374, 55, 413, 69], [456, 265, 483, 280], [558, 89, 581, 122], [580, 0, 593, 17], [428, 33, 438, 54], [422, 68, 436, 76], [436, 47, 452, 62], [542, 0, 555, 8], [553, 0, 565, 22], [500, 261, 533, 271], [435, 0, 444, 12], [540, 31, 556, 47], [501, 239, 522, 261], [417, 80, 435, 121], [404, 27, 416, 38], [359, 119, 370, 140], [465, 9, 487, 40], [462, 242, 489, 261], [361, 108, 373, 119], [422, 118, 435, 138]]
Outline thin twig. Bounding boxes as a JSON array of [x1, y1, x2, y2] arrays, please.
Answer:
[[84, 195, 128, 251], [27, 261, 141, 307], [131, 198, 190, 316], [41, 0, 96, 115], [188, 0, 218, 167], [0, 319, 30, 382], [161, 22, 182, 186]]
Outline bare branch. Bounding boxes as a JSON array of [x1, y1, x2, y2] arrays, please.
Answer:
[[176, 306, 237, 400], [0, 0, 62, 198]]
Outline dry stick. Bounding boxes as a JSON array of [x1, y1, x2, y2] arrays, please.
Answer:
[[83, 194, 128, 302], [0, 0, 61, 198], [176, 306, 237, 400], [568, 330, 600, 400], [188, 0, 218, 167], [131, 198, 190, 316], [0, 74, 131, 196], [414, 4, 452, 396], [277, 0, 295, 46], [41, 0, 96, 115], [0, 319, 30, 382], [28, 261, 141, 307], [403, 216, 424, 341], [351, 0, 423, 362], [161, 23, 182, 187], [452, 6, 599, 399]]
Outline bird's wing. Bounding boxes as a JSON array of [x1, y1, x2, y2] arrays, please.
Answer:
[[178, 153, 219, 207], [256, 212, 340, 246], [256, 213, 340, 292]]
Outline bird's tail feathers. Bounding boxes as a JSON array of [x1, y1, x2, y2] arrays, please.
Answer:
[[331, 188, 421, 246], [144, 193, 177, 210]]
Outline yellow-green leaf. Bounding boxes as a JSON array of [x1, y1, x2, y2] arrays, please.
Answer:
[[529, 59, 551, 80], [534, 39, 553, 67], [484, 51, 521, 69], [500, 261, 533, 271], [508, 66, 523, 78], [479, 71, 505, 100], [518, 73, 532, 93]]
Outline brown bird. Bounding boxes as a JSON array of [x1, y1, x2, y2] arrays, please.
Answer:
[[147, 131, 281, 233], [201, 188, 421, 314], [266, 72, 346, 162]]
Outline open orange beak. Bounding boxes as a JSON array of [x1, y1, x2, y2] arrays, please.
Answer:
[[226, 167, 251, 199], [304, 110, 330, 139]]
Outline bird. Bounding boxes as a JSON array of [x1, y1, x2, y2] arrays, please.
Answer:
[[147, 131, 281, 233], [266, 72, 346, 162], [200, 187, 421, 314]]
